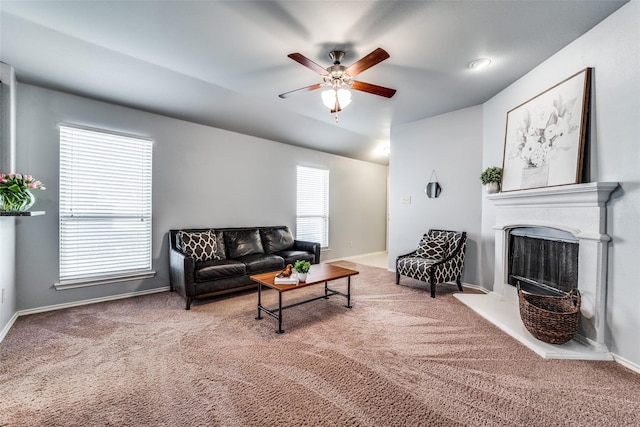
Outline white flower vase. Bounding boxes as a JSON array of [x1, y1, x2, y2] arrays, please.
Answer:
[[0, 189, 35, 212], [297, 272, 308, 282], [521, 165, 549, 189], [485, 182, 500, 194]]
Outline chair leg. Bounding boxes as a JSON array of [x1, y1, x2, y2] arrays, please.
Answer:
[[185, 297, 193, 310], [396, 272, 400, 285], [429, 271, 436, 298], [456, 279, 463, 292]]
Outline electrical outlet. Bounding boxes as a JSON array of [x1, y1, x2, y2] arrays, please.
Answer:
[[1, 288, 4, 304], [349, 241, 353, 248]]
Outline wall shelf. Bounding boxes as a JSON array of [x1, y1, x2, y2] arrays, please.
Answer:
[[0, 211, 45, 217]]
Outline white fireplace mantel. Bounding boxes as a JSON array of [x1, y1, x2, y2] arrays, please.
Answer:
[[486, 181, 619, 207], [456, 182, 619, 360]]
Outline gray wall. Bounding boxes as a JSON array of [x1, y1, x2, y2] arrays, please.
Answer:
[[13, 83, 388, 311], [388, 105, 483, 285], [481, 1, 639, 366]]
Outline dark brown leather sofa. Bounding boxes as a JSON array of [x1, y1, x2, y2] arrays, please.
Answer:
[[169, 226, 320, 309]]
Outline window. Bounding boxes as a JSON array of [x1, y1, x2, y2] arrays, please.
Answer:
[[296, 165, 329, 248], [57, 125, 153, 288]]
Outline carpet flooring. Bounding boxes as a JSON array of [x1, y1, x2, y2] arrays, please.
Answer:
[[1, 261, 639, 426]]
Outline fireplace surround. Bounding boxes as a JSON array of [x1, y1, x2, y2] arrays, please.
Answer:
[[456, 182, 619, 359]]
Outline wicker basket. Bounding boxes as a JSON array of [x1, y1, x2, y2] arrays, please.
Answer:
[[517, 283, 581, 344]]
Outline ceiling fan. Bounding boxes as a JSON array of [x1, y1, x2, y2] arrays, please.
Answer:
[[279, 48, 396, 121]]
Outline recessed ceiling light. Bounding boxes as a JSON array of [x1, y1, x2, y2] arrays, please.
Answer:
[[468, 58, 492, 70]]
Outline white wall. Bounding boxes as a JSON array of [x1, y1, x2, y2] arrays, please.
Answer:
[[388, 1, 639, 368], [480, 2, 640, 365], [13, 83, 388, 311], [0, 63, 17, 339], [388, 105, 483, 285]]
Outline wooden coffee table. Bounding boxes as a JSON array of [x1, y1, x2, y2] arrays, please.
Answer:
[[250, 263, 359, 333]]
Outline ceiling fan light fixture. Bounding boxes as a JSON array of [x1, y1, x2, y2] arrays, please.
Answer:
[[321, 87, 351, 110]]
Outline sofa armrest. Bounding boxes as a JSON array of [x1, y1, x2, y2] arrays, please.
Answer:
[[169, 245, 196, 297], [293, 240, 321, 264]]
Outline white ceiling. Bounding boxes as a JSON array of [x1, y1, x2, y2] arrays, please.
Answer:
[[0, 1, 627, 165]]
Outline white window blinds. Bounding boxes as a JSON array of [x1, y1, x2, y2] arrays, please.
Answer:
[[59, 125, 153, 286], [296, 165, 329, 248]]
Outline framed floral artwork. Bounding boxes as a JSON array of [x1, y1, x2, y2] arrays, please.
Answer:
[[501, 68, 592, 192]]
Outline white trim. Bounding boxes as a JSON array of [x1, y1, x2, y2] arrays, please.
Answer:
[[0, 311, 19, 343], [58, 122, 152, 142], [18, 286, 169, 316], [323, 250, 387, 264], [612, 352, 640, 375], [54, 270, 156, 290], [460, 283, 489, 293]]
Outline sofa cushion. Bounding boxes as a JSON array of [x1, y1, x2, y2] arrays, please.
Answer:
[[260, 227, 295, 253], [276, 250, 315, 266], [236, 253, 284, 275], [195, 259, 246, 282], [224, 229, 264, 258], [415, 233, 448, 259], [397, 256, 442, 281], [212, 230, 227, 260], [178, 230, 221, 262]]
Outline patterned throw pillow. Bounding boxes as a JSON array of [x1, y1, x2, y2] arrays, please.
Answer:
[[178, 230, 221, 262], [415, 234, 449, 259]]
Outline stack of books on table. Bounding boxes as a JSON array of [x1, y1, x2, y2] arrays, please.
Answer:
[[274, 274, 299, 285]]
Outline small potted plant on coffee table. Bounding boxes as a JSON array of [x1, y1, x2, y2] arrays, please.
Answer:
[[480, 166, 502, 194], [294, 260, 311, 282]]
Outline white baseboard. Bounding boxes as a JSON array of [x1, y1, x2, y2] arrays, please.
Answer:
[[323, 250, 388, 265], [17, 286, 171, 317], [0, 311, 20, 343], [612, 352, 640, 374]]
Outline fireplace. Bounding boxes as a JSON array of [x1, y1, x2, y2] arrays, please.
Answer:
[[508, 227, 579, 296], [455, 182, 618, 359]]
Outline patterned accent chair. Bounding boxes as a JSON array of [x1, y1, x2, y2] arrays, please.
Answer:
[[396, 229, 467, 298]]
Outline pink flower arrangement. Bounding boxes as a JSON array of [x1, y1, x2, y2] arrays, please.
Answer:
[[0, 173, 46, 190]]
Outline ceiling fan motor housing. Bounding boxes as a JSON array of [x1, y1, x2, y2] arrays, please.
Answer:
[[326, 51, 351, 88], [329, 50, 345, 64]]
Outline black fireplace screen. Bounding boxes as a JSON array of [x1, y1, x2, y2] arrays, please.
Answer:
[[508, 232, 579, 295]]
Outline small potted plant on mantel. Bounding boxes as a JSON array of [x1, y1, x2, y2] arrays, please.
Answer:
[[294, 260, 311, 282], [480, 166, 502, 194]]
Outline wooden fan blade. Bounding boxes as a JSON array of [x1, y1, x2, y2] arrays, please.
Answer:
[[351, 81, 396, 98], [345, 48, 390, 77], [278, 83, 324, 99], [287, 53, 329, 76]]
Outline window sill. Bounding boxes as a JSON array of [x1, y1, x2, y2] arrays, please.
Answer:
[[0, 211, 45, 216], [54, 270, 156, 290]]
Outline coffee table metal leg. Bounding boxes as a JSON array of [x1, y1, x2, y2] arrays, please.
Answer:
[[324, 281, 329, 299], [346, 276, 352, 308], [256, 283, 263, 320], [276, 291, 284, 334]]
